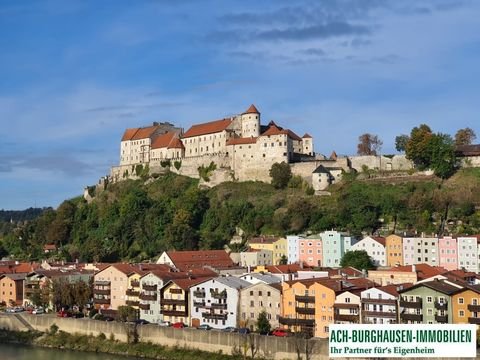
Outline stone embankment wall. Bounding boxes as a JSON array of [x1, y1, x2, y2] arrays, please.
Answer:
[[349, 155, 413, 172], [0, 313, 328, 360]]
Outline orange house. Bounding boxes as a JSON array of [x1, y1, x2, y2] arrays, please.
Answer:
[[452, 287, 480, 325], [0, 273, 25, 306], [385, 235, 404, 266]]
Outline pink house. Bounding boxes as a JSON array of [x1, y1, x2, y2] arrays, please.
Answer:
[[298, 236, 323, 267], [438, 236, 458, 271]]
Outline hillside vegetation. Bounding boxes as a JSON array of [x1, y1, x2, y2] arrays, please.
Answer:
[[1, 169, 480, 262]]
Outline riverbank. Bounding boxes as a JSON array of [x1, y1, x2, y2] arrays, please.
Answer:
[[0, 327, 237, 360]]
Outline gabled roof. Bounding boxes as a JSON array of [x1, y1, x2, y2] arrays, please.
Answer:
[[389, 264, 447, 280], [168, 138, 185, 149], [455, 144, 480, 157], [168, 276, 214, 290], [302, 133, 312, 139], [260, 122, 302, 141], [326, 266, 363, 278], [226, 137, 258, 146], [0, 273, 26, 281], [121, 128, 139, 141], [243, 104, 260, 114], [377, 283, 413, 297], [265, 264, 303, 274], [182, 118, 232, 138], [213, 276, 251, 289], [165, 250, 235, 270], [400, 279, 464, 295], [371, 236, 386, 246], [122, 125, 159, 141], [330, 151, 338, 160], [151, 132, 176, 149]]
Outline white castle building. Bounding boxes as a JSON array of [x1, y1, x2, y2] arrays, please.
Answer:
[[112, 104, 319, 185]]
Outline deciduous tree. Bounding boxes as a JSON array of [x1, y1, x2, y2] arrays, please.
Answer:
[[269, 162, 292, 189], [340, 250, 375, 270], [395, 134, 410, 152], [357, 133, 383, 156], [455, 128, 476, 146]]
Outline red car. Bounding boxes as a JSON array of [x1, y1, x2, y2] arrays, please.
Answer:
[[271, 328, 290, 337], [57, 310, 72, 318], [172, 322, 185, 329]]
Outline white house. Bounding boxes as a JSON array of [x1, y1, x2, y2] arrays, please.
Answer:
[[239, 273, 281, 285], [189, 276, 250, 329], [350, 236, 386, 267], [457, 236, 480, 273], [361, 284, 402, 324], [287, 235, 302, 264]]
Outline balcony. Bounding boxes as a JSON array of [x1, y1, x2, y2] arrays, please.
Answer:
[[334, 304, 360, 310], [468, 317, 480, 325], [435, 315, 448, 323], [126, 289, 140, 297], [94, 298, 111, 304], [126, 300, 139, 307], [434, 301, 448, 311], [193, 290, 206, 298], [363, 311, 397, 318], [93, 289, 110, 296], [139, 293, 157, 301], [130, 280, 140, 288], [400, 313, 423, 322], [211, 291, 227, 300], [400, 299, 422, 309], [362, 298, 397, 305], [139, 303, 150, 310], [296, 307, 315, 315], [335, 314, 359, 323], [295, 295, 315, 304], [467, 304, 480, 312], [211, 303, 227, 310], [143, 284, 157, 292], [193, 301, 206, 307], [279, 316, 315, 326], [161, 298, 184, 306], [162, 310, 187, 317], [202, 312, 228, 320]]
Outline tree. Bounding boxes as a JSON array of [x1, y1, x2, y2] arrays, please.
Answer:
[[429, 133, 458, 179], [405, 124, 433, 169], [256, 310, 271, 335], [279, 255, 288, 265], [340, 250, 375, 270], [395, 134, 410, 152], [357, 133, 383, 156], [269, 162, 292, 189], [455, 128, 476, 146], [118, 305, 139, 343]]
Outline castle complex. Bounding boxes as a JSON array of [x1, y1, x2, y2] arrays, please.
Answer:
[[111, 104, 326, 186]]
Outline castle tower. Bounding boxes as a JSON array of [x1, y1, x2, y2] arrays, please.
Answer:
[[240, 104, 260, 138]]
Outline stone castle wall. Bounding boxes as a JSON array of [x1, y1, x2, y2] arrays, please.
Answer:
[[348, 155, 413, 172]]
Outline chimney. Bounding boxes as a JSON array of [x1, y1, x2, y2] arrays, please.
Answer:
[[412, 264, 416, 273]]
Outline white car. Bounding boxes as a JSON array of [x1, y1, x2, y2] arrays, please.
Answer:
[[32, 307, 45, 314], [158, 320, 171, 327]]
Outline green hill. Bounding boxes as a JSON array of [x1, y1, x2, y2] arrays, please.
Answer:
[[1, 168, 480, 262]]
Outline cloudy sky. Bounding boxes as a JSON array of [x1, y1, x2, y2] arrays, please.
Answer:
[[1, 0, 479, 210]]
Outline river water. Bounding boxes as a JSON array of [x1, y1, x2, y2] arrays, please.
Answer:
[[0, 343, 140, 360]]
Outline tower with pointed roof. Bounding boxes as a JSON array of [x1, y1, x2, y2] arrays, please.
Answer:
[[240, 104, 260, 138]]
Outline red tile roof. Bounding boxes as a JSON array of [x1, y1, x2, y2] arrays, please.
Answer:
[[168, 138, 184, 149], [244, 104, 260, 114], [260, 123, 302, 141], [226, 137, 258, 146], [166, 250, 234, 270], [170, 276, 214, 290], [182, 118, 232, 138], [132, 126, 159, 140], [151, 132, 176, 149], [121, 128, 139, 141], [371, 236, 386, 246], [265, 264, 303, 274], [377, 283, 413, 297], [389, 264, 447, 280]]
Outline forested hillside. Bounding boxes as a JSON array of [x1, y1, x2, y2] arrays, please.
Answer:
[[1, 169, 479, 262]]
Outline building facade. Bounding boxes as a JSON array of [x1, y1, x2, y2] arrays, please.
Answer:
[[320, 231, 353, 268]]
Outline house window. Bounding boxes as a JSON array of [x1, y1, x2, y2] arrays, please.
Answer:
[[458, 298, 464, 304], [459, 310, 465, 317], [426, 296, 433, 303]]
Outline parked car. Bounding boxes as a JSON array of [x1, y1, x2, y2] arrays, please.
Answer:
[[222, 326, 238, 333], [135, 319, 150, 325], [32, 307, 44, 315], [57, 310, 72, 318], [271, 328, 291, 337], [104, 316, 115, 322], [197, 324, 212, 330], [172, 322, 186, 329], [158, 320, 171, 327], [238, 327, 251, 334], [12, 306, 25, 313], [5, 307, 15, 313], [72, 312, 85, 318]]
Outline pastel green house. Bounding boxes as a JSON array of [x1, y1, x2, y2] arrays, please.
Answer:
[[398, 279, 464, 324]]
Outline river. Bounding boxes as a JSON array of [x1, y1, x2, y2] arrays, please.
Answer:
[[0, 343, 140, 360]]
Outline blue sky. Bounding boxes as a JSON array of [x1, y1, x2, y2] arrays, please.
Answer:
[[1, 0, 480, 210]]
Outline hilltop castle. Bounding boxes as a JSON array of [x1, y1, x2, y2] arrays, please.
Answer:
[[111, 105, 323, 185]]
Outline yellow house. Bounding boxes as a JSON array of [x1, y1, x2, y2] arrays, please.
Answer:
[[0, 274, 25, 306], [385, 235, 404, 267], [125, 272, 144, 310], [249, 236, 287, 265], [452, 287, 480, 325]]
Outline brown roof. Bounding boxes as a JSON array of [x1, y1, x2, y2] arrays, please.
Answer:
[[265, 264, 303, 274], [403, 279, 464, 295], [244, 104, 260, 114], [389, 264, 447, 280], [168, 138, 184, 149], [302, 133, 312, 138], [371, 236, 386, 246], [285, 277, 378, 293], [111, 263, 145, 276], [326, 267, 363, 278], [377, 283, 413, 297], [151, 132, 176, 149], [0, 262, 39, 275], [121, 128, 139, 141], [170, 276, 214, 290], [260, 122, 302, 141], [182, 118, 232, 138], [226, 137, 258, 146], [249, 236, 279, 244], [132, 125, 159, 140], [166, 250, 234, 270]]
